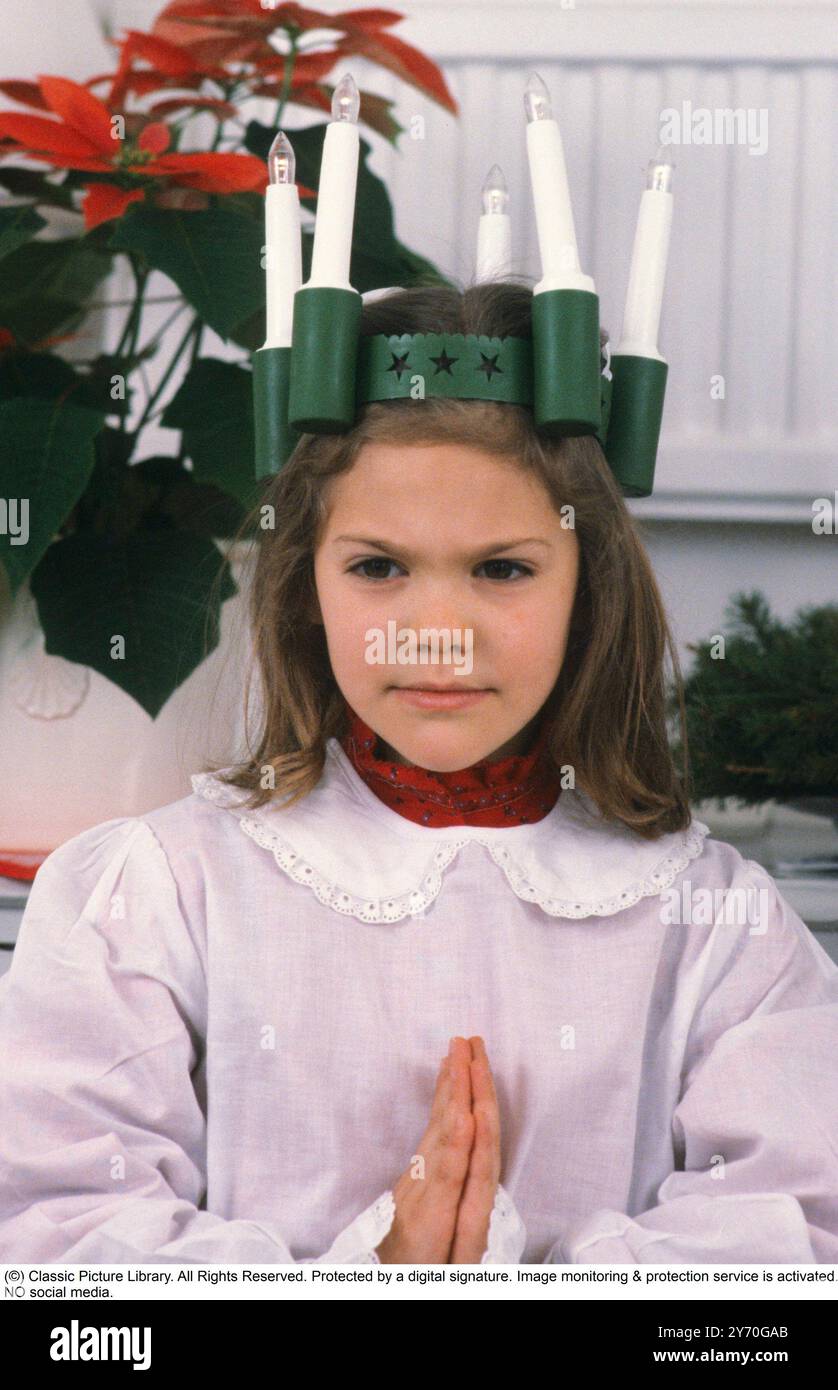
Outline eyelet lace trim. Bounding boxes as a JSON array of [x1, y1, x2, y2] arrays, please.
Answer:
[[481, 1184, 528, 1264], [355, 1190, 396, 1265], [310, 1188, 396, 1264], [241, 816, 469, 923], [191, 771, 710, 923], [486, 820, 711, 920]]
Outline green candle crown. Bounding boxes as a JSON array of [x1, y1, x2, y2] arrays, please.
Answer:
[[254, 284, 666, 499]]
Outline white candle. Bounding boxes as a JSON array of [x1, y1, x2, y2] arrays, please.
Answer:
[[524, 71, 595, 295], [616, 148, 674, 359], [476, 164, 512, 281], [308, 72, 360, 290], [263, 130, 301, 348]]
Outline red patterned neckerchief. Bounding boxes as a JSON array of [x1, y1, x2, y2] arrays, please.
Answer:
[[338, 702, 562, 828]]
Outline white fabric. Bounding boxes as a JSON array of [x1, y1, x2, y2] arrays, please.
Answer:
[[190, 741, 712, 922], [0, 736, 836, 1264]]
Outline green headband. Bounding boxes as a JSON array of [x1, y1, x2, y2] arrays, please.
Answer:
[[252, 284, 667, 498]]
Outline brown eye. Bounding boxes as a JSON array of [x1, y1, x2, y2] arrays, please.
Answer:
[[478, 560, 534, 581], [349, 558, 402, 580]]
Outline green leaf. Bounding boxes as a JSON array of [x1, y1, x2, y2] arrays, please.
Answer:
[[71, 355, 136, 417], [0, 349, 134, 419], [108, 205, 265, 340], [0, 204, 47, 260], [0, 350, 77, 402], [0, 236, 112, 345], [0, 168, 77, 210], [161, 357, 260, 509], [0, 397, 105, 595], [70, 427, 145, 538], [130, 456, 248, 538], [29, 530, 238, 718]]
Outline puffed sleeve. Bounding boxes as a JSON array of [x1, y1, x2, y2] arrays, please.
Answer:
[[0, 818, 395, 1264], [561, 860, 838, 1262], [479, 860, 838, 1265]]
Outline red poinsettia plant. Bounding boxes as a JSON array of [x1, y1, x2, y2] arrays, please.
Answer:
[[0, 0, 456, 715]]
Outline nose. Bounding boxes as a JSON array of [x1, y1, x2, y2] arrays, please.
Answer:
[[400, 575, 472, 637]]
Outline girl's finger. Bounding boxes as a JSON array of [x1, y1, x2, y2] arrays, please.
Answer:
[[430, 1055, 452, 1118], [447, 1036, 471, 1108], [468, 1037, 499, 1108], [468, 1041, 501, 1162], [468, 1090, 500, 1173]]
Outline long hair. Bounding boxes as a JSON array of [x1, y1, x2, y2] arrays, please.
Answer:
[[205, 277, 692, 838]]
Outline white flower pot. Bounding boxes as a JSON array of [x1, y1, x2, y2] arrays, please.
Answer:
[[0, 540, 255, 853]]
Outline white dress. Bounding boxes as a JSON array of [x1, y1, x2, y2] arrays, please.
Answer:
[[1, 736, 837, 1265]]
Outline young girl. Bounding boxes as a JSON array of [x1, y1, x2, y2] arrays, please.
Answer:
[[1, 281, 837, 1266]]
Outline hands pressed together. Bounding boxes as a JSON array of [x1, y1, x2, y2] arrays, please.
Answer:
[[375, 1036, 502, 1264]]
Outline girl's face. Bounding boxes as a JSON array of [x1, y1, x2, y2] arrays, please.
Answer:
[[312, 441, 579, 771]]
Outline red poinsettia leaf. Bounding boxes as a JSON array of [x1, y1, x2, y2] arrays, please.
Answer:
[[138, 121, 172, 154], [119, 71, 207, 101], [0, 112, 107, 161], [333, 9, 403, 32], [85, 71, 122, 89], [156, 1, 331, 30], [83, 72, 137, 108], [37, 75, 116, 152], [0, 327, 17, 351], [151, 2, 349, 62], [152, 3, 272, 54], [332, 30, 457, 115], [152, 28, 269, 68], [147, 95, 237, 119], [252, 50, 338, 83], [147, 0, 452, 129], [270, 3, 378, 32], [156, 0, 271, 20], [143, 150, 268, 193], [81, 182, 146, 231], [0, 79, 51, 112], [355, 89, 403, 143], [118, 28, 200, 77], [162, 14, 276, 31], [150, 13, 228, 53]]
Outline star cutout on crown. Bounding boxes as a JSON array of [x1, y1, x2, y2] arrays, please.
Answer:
[[386, 351, 411, 380], [477, 351, 503, 380], [429, 347, 458, 375]]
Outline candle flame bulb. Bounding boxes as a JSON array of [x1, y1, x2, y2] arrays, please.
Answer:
[[476, 162, 511, 279], [646, 145, 675, 193], [616, 142, 675, 359], [332, 73, 360, 124], [268, 131, 295, 185], [524, 71, 552, 123], [482, 164, 509, 215]]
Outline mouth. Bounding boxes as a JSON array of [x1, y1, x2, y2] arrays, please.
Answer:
[[389, 686, 491, 708]]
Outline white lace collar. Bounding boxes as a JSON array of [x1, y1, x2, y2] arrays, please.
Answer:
[[190, 738, 710, 923]]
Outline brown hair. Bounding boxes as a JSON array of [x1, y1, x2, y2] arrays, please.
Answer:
[[206, 277, 692, 838]]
